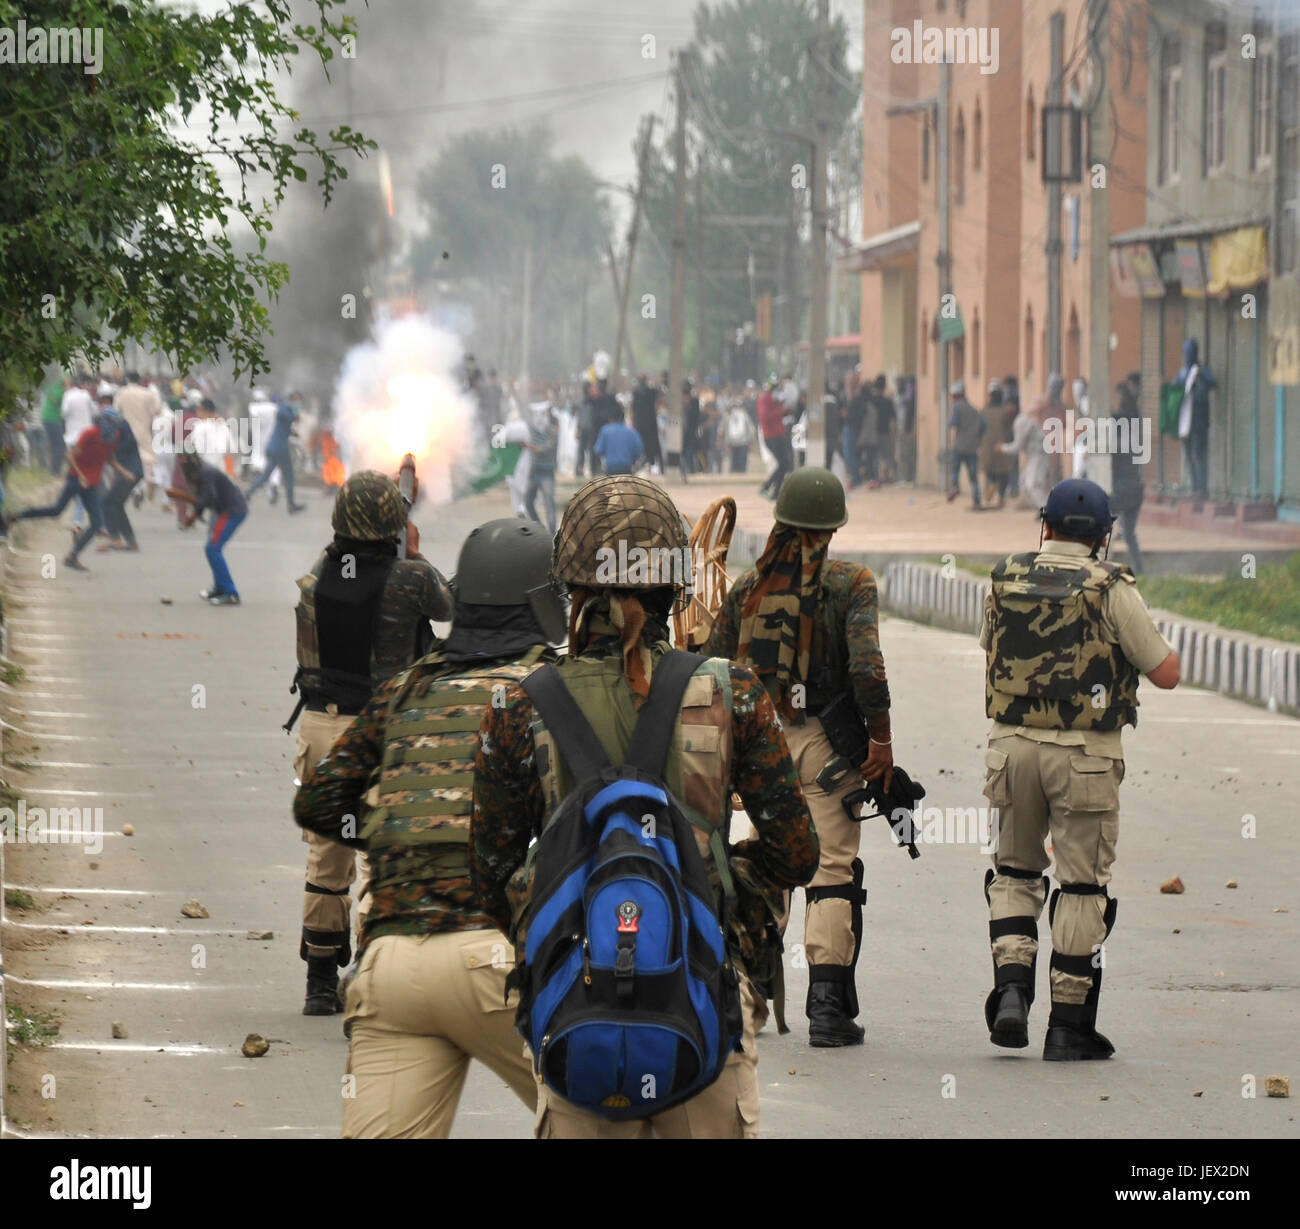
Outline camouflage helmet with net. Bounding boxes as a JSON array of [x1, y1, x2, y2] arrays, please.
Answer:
[[774, 466, 848, 530], [553, 475, 691, 594], [332, 471, 408, 541]]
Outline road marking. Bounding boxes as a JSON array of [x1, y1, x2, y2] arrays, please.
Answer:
[[2, 884, 162, 895], [48, 1041, 228, 1054], [6, 975, 235, 991], [15, 787, 155, 798], [10, 710, 101, 719], [5, 921, 244, 936], [0, 718, 110, 741]]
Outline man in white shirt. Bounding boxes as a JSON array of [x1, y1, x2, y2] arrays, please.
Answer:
[[61, 375, 96, 447], [115, 373, 161, 500]]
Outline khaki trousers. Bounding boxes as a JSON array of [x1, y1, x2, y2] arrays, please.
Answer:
[[295, 708, 371, 956], [342, 930, 536, 1138], [982, 735, 1122, 1004], [534, 976, 762, 1139], [784, 718, 862, 966]]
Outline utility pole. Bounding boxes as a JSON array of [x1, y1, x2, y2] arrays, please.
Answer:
[[807, 0, 830, 465], [1046, 12, 1064, 383], [606, 240, 638, 374], [936, 61, 951, 485], [668, 49, 690, 441], [614, 114, 655, 375], [579, 276, 588, 365], [1086, 0, 1112, 491], [695, 160, 705, 380], [519, 239, 533, 397]]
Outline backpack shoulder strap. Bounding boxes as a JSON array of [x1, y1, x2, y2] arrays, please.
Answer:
[[625, 650, 707, 777], [521, 663, 611, 783]]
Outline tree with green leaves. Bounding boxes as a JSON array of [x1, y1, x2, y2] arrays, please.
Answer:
[[632, 0, 858, 378], [413, 122, 611, 381], [0, 0, 372, 403]]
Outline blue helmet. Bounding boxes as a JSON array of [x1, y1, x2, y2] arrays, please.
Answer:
[[1042, 478, 1113, 540]]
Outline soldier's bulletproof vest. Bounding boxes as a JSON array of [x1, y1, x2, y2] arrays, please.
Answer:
[[985, 552, 1141, 732], [294, 552, 397, 709], [532, 653, 734, 859], [362, 646, 548, 895]]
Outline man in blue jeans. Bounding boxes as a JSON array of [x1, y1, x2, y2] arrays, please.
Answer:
[[246, 394, 305, 513], [16, 417, 118, 571], [169, 453, 248, 605], [945, 379, 985, 509]]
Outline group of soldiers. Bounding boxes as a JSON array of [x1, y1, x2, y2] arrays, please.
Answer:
[[287, 461, 1179, 1138]]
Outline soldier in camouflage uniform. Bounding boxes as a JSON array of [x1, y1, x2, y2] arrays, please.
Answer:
[[981, 478, 1180, 1060], [706, 466, 894, 1048], [294, 518, 565, 1136], [470, 475, 818, 1139], [291, 471, 452, 1015]]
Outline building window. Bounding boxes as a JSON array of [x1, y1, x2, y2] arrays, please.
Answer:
[[922, 119, 930, 183], [1255, 23, 1276, 168], [921, 311, 929, 377], [1205, 22, 1227, 174], [1024, 305, 1035, 380], [1281, 33, 1299, 273], [972, 310, 981, 380], [954, 108, 966, 204], [973, 100, 982, 172], [1026, 87, 1036, 162], [1159, 37, 1182, 185]]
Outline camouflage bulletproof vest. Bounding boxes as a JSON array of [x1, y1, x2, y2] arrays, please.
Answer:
[[511, 653, 734, 927], [533, 653, 734, 833], [362, 646, 548, 896], [985, 552, 1141, 732], [295, 552, 402, 707]]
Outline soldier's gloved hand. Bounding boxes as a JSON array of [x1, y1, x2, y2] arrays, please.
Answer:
[[859, 738, 894, 793]]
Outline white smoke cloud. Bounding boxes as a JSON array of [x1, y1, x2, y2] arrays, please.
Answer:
[[332, 313, 482, 504]]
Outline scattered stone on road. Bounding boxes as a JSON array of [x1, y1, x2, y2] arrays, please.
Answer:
[[111, 1021, 127, 1039], [247, 930, 274, 940], [1160, 876, 1186, 894], [122, 823, 135, 836], [241, 1034, 270, 1058], [1265, 1076, 1290, 1098], [1225, 879, 1238, 888], [180, 898, 210, 918]]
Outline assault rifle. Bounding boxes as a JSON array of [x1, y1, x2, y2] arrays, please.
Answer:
[[812, 690, 927, 859], [841, 769, 927, 860], [397, 452, 418, 559]]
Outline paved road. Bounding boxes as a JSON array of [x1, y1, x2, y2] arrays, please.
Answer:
[[2, 481, 1297, 1138]]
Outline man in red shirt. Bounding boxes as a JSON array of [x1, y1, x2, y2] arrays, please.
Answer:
[[756, 375, 795, 499], [15, 419, 117, 571]]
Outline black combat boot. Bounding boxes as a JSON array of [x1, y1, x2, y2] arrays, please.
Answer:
[[304, 956, 342, 1016], [985, 963, 1033, 1049], [1043, 1001, 1114, 1061], [807, 974, 865, 1047]]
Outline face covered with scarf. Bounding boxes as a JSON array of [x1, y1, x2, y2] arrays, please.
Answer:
[[736, 525, 834, 719], [566, 585, 677, 698]]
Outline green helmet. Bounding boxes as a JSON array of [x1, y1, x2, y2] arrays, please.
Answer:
[[775, 466, 848, 530], [454, 518, 567, 643], [331, 471, 407, 541], [553, 475, 690, 593]]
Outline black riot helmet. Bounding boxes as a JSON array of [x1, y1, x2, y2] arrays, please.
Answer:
[[1041, 478, 1114, 552], [452, 518, 567, 644]]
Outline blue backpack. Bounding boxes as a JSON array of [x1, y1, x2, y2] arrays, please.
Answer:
[[516, 650, 743, 1120]]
